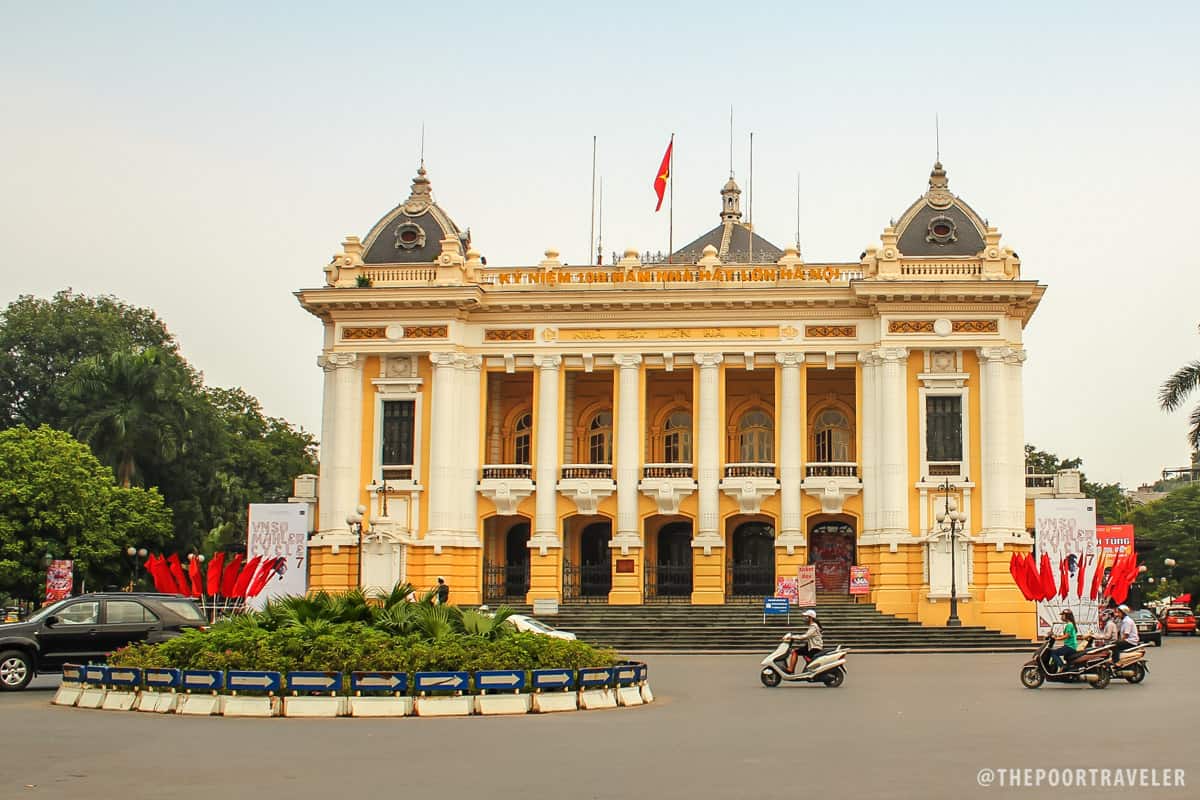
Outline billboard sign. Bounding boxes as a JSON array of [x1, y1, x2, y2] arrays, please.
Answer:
[[246, 503, 308, 610], [849, 566, 870, 595], [1034, 499, 1099, 636], [45, 559, 73, 603], [774, 576, 799, 604], [796, 565, 817, 607]]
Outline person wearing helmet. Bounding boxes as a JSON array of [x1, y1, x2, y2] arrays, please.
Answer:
[[1112, 605, 1140, 654], [787, 609, 824, 673]]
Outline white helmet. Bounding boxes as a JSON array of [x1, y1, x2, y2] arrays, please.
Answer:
[[802, 609, 818, 619]]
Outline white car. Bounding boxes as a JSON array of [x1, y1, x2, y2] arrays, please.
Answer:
[[507, 614, 576, 640]]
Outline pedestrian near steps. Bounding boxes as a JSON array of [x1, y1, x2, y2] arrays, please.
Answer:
[[436, 576, 450, 605]]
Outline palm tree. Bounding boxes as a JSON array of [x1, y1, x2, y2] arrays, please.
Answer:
[[1160, 359, 1200, 450], [64, 347, 190, 487]]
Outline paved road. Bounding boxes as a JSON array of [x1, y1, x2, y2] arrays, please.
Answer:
[[2, 640, 1196, 800]]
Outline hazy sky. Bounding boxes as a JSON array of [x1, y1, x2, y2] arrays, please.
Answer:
[[2, 2, 1198, 487]]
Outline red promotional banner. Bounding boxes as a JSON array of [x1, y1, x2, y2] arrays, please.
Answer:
[[796, 565, 816, 606], [1096, 524, 1135, 585], [45, 560, 73, 603], [849, 566, 871, 595]]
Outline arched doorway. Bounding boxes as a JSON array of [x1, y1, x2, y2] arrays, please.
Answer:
[[808, 520, 856, 593], [484, 521, 530, 602], [649, 521, 693, 601], [728, 521, 775, 599], [579, 522, 612, 597]]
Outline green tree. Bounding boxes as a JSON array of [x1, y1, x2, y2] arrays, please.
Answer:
[[0, 426, 173, 601], [1128, 484, 1200, 605], [1025, 444, 1129, 524], [0, 291, 180, 429], [1160, 357, 1200, 451], [64, 347, 192, 488]]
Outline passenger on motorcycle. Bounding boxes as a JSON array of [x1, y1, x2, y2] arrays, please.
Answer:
[[786, 609, 824, 673], [1049, 609, 1078, 672], [1112, 604, 1140, 654], [1091, 609, 1120, 647]]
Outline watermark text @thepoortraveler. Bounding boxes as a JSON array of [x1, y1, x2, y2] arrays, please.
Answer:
[[976, 768, 1185, 789]]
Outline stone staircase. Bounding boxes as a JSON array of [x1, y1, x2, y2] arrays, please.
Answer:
[[501, 598, 1035, 654]]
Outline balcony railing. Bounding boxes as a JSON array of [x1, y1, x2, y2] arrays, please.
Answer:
[[481, 465, 533, 480], [805, 462, 859, 478], [1025, 473, 1056, 489], [560, 464, 613, 480], [724, 463, 778, 479], [643, 463, 694, 479]]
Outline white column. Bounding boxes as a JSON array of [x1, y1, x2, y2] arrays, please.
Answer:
[[562, 371, 576, 464], [695, 353, 724, 546], [613, 354, 642, 551], [980, 347, 1010, 537], [322, 352, 362, 536], [458, 355, 483, 543], [532, 355, 562, 549], [427, 352, 460, 540], [1006, 348, 1027, 536], [776, 353, 804, 550], [859, 351, 879, 537], [316, 353, 338, 536], [878, 347, 909, 535], [486, 374, 502, 464]]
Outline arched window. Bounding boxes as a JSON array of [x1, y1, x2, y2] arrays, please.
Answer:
[[513, 412, 532, 464], [738, 409, 774, 462], [663, 411, 692, 463], [587, 411, 613, 464], [814, 408, 852, 462]]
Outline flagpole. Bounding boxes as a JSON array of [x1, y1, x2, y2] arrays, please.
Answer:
[[668, 133, 674, 264], [589, 135, 596, 267], [748, 131, 754, 264]]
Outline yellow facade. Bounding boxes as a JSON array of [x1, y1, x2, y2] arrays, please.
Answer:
[[298, 159, 1046, 640]]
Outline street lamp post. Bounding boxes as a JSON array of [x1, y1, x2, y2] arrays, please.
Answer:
[[937, 479, 966, 628], [346, 504, 367, 590], [125, 546, 148, 590]]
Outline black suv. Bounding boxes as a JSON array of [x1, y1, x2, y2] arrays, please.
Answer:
[[0, 593, 207, 690]]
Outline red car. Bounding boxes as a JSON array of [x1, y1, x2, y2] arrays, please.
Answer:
[[1162, 607, 1197, 636]]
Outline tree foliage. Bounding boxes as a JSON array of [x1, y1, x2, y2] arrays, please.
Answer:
[[1128, 483, 1200, 605], [1159, 358, 1200, 451], [0, 426, 173, 600]]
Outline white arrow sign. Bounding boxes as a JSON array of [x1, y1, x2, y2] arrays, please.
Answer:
[[421, 675, 465, 689], [291, 676, 337, 688], [231, 674, 276, 688], [109, 670, 137, 682], [537, 673, 571, 686], [186, 673, 218, 687], [356, 676, 402, 689], [478, 673, 521, 687]]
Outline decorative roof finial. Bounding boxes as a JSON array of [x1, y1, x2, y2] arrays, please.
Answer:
[[926, 161, 952, 209], [720, 175, 742, 222], [403, 164, 433, 214]]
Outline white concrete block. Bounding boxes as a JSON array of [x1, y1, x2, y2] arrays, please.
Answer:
[[531, 692, 578, 713], [76, 688, 107, 709], [135, 692, 178, 713], [578, 688, 616, 710], [221, 696, 279, 717], [640, 683, 655, 703], [475, 694, 532, 715], [282, 696, 346, 717], [348, 696, 413, 717], [414, 695, 474, 717], [52, 684, 82, 707], [176, 694, 221, 716], [616, 686, 643, 707], [101, 691, 137, 711]]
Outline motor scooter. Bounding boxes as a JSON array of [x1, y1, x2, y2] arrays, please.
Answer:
[[760, 632, 848, 688], [1019, 635, 1112, 689], [1098, 637, 1149, 684]]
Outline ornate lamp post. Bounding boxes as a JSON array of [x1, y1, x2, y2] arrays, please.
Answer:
[[125, 546, 148, 590], [936, 479, 966, 627], [346, 504, 367, 589]]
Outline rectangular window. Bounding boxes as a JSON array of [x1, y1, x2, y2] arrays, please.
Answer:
[[382, 400, 415, 466], [926, 396, 963, 462]]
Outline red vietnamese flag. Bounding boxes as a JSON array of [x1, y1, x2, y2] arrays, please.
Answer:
[[247, 557, 282, 599], [167, 554, 188, 596], [187, 556, 203, 598], [1023, 553, 1043, 600], [231, 556, 262, 598], [1038, 553, 1057, 601], [1058, 558, 1070, 599], [206, 552, 226, 597], [220, 553, 244, 597], [1076, 553, 1088, 597], [653, 136, 673, 212]]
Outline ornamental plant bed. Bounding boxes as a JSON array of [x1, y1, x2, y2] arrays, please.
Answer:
[[109, 585, 619, 690]]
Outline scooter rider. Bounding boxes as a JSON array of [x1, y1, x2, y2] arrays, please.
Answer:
[[786, 609, 824, 673], [1112, 605, 1140, 655]]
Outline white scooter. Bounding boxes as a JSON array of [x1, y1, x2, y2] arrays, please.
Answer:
[[760, 632, 849, 688]]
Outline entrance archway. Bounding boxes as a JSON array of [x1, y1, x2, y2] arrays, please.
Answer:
[[564, 520, 612, 602], [649, 521, 693, 600], [484, 520, 530, 602], [808, 520, 856, 593], [728, 521, 775, 599]]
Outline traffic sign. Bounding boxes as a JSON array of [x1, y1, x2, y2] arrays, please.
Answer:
[[413, 671, 469, 693], [474, 670, 526, 691], [145, 668, 181, 689], [577, 667, 613, 688], [635, 663, 649, 683], [286, 671, 341, 693], [531, 669, 575, 690], [227, 671, 282, 692], [84, 665, 107, 685], [107, 667, 142, 687], [614, 665, 639, 686], [763, 597, 790, 623], [62, 664, 83, 683], [182, 669, 224, 692], [350, 671, 407, 694]]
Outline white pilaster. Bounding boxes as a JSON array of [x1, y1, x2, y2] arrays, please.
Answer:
[[859, 351, 879, 536], [1005, 348, 1028, 538], [562, 371, 576, 464], [695, 353, 724, 549], [879, 347, 909, 535], [532, 355, 562, 552], [979, 347, 1009, 537], [486, 375, 502, 464], [328, 352, 363, 541], [457, 355, 483, 544], [613, 354, 643, 552], [776, 353, 804, 552], [427, 352, 460, 541], [316, 353, 338, 537]]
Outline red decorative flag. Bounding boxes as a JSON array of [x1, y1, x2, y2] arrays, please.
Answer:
[[231, 555, 262, 598], [653, 137, 673, 212], [187, 556, 203, 598], [206, 552, 226, 597], [220, 553, 244, 597], [1076, 553, 1087, 598], [247, 557, 282, 599], [1089, 555, 1105, 600], [1038, 553, 1057, 601], [1008, 553, 1023, 596], [146, 555, 175, 594], [1058, 558, 1070, 599], [167, 554, 188, 596], [1023, 553, 1042, 601]]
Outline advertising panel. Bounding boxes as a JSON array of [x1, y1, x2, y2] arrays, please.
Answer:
[[45, 560, 73, 603], [849, 566, 871, 595], [246, 503, 308, 610], [775, 576, 799, 604], [796, 565, 817, 607], [1034, 498, 1099, 636]]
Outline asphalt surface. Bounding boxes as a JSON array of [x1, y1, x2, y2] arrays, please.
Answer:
[[2, 639, 1197, 800]]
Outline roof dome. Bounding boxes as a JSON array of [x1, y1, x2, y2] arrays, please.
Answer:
[[360, 166, 468, 264], [892, 162, 987, 257], [671, 175, 782, 264]]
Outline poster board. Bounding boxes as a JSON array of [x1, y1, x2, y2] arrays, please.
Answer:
[[849, 566, 870, 595], [1034, 498, 1098, 636], [45, 560, 73, 603], [775, 576, 799, 604], [246, 503, 309, 610], [796, 565, 817, 607]]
